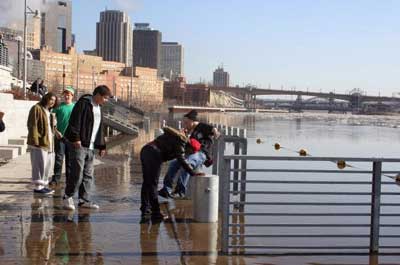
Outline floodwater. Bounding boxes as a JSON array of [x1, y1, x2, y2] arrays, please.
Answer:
[[1, 112, 400, 264]]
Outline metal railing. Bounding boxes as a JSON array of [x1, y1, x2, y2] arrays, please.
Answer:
[[215, 138, 400, 255]]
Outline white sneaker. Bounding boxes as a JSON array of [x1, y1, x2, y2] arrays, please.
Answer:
[[78, 200, 99, 209], [63, 196, 75, 211]]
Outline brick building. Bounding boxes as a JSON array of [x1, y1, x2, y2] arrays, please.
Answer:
[[163, 77, 210, 106], [32, 46, 163, 110]]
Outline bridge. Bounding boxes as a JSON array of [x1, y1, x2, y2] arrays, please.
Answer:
[[210, 86, 400, 111]]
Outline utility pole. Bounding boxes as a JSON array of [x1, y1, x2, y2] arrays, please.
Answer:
[[23, 0, 27, 99], [62, 64, 66, 92], [130, 66, 133, 107]]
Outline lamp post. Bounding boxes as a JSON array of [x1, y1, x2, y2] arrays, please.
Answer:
[[23, 0, 40, 99], [15, 36, 22, 80]]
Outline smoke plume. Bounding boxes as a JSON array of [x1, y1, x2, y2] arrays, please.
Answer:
[[112, 0, 141, 13]]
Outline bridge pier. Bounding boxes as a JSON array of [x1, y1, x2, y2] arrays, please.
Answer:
[[291, 95, 303, 112], [328, 94, 335, 113]]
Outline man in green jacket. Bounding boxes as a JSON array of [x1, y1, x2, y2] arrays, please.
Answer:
[[50, 86, 75, 186]]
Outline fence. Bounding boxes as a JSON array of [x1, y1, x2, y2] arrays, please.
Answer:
[[212, 134, 400, 255]]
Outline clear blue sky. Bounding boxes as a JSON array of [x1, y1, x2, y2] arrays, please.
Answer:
[[72, 0, 400, 96]]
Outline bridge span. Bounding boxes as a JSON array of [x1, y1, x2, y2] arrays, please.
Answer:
[[210, 86, 400, 110]]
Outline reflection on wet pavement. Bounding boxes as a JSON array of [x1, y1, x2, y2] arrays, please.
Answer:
[[1, 114, 400, 264]]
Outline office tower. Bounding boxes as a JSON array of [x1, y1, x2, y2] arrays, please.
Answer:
[[0, 35, 9, 67], [96, 10, 133, 66], [133, 23, 161, 72], [41, 0, 72, 53], [213, 66, 230, 87], [160, 42, 184, 80]]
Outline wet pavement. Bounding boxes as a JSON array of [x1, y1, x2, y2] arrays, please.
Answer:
[[1, 119, 400, 264]]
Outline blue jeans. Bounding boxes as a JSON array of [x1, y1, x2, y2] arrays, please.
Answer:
[[162, 151, 207, 194], [51, 138, 71, 183], [64, 144, 95, 202]]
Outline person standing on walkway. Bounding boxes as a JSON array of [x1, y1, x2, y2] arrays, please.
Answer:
[[27, 92, 58, 195], [62, 85, 111, 211], [140, 126, 203, 220], [49, 86, 76, 186], [0, 111, 5, 132], [159, 110, 219, 198]]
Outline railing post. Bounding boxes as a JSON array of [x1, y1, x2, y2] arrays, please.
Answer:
[[239, 139, 248, 210], [233, 141, 240, 195], [218, 136, 225, 210], [221, 158, 231, 254], [369, 161, 382, 254], [212, 137, 219, 175]]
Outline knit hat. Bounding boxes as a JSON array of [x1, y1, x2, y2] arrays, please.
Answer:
[[63, 86, 75, 95], [183, 110, 198, 121], [189, 138, 201, 152]]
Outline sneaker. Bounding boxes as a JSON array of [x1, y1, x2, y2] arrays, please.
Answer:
[[78, 200, 99, 210], [63, 196, 75, 211], [33, 188, 54, 195], [158, 188, 173, 199], [141, 208, 152, 217], [42, 188, 55, 194], [172, 189, 185, 199]]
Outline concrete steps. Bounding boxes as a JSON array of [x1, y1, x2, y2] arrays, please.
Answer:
[[0, 138, 28, 161], [103, 113, 139, 136]]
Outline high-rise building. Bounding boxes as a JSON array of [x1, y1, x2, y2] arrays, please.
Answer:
[[27, 16, 41, 50], [213, 66, 230, 87], [160, 42, 184, 80], [41, 0, 72, 53], [0, 35, 9, 67], [133, 23, 161, 72], [96, 10, 133, 66], [0, 19, 40, 51]]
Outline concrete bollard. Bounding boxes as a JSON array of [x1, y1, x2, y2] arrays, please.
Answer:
[[143, 117, 150, 133], [193, 174, 219, 222], [239, 128, 247, 138]]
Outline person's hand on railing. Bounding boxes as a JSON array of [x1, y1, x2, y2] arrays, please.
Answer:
[[212, 127, 221, 139]]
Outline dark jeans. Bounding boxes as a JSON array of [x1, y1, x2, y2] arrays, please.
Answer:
[[51, 138, 71, 183], [64, 143, 95, 202], [140, 144, 162, 214]]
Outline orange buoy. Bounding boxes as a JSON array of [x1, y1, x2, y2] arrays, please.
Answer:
[[337, 160, 346, 169], [299, 149, 307, 156], [274, 143, 281, 150]]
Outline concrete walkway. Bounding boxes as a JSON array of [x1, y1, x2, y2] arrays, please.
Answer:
[[0, 153, 229, 264]]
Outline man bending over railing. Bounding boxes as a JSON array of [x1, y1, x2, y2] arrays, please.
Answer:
[[159, 110, 220, 198]]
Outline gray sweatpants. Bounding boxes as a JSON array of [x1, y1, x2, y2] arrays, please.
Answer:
[[30, 147, 53, 186]]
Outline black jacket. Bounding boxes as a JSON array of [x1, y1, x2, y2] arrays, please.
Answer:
[[0, 120, 4, 132], [64, 94, 106, 150], [153, 133, 195, 176], [190, 122, 215, 158]]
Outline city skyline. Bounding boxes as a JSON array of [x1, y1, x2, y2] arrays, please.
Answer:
[[1, 1, 400, 96], [70, 0, 400, 97]]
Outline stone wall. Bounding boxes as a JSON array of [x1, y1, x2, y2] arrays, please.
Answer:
[[0, 93, 37, 145]]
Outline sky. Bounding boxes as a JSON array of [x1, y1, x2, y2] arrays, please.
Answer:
[[3, 0, 400, 96]]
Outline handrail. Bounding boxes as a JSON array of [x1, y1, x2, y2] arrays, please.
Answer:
[[224, 155, 400, 162], [218, 150, 400, 254]]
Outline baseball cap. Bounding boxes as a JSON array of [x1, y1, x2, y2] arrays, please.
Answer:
[[63, 86, 75, 95]]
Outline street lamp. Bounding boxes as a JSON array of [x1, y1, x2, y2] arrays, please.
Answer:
[[23, 0, 40, 99], [15, 36, 23, 80], [76, 58, 84, 98]]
